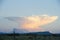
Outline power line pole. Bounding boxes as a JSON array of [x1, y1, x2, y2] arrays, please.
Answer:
[[13, 28, 16, 40]]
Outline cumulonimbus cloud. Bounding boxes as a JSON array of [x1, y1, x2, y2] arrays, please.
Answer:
[[5, 15, 58, 32]]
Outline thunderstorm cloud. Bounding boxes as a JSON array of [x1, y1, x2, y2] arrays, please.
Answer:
[[5, 15, 58, 32]]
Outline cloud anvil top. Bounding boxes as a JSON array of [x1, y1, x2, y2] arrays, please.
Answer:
[[5, 15, 58, 32]]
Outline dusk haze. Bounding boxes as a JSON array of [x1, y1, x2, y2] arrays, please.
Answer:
[[0, 0, 60, 40]]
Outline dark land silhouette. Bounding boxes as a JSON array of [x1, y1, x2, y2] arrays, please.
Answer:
[[0, 31, 60, 40]]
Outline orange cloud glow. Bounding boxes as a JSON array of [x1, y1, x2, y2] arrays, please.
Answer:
[[19, 15, 58, 32], [5, 15, 58, 32]]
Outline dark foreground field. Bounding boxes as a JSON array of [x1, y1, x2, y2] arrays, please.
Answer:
[[0, 33, 60, 40]]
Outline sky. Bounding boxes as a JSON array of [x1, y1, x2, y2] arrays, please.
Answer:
[[0, 0, 60, 33]]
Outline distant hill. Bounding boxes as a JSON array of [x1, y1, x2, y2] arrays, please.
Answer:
[[22, 31, 52, 35], [0, 28, 52, 35], [14, 29, 51, 34]]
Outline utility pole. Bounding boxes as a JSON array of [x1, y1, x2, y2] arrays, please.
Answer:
[[13, 28, 16, 40]]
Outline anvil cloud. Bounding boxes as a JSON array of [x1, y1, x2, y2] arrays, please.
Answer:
[[5, 15, 58, 32]]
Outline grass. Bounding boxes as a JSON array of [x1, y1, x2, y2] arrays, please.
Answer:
[[0, 34, 60, 40]]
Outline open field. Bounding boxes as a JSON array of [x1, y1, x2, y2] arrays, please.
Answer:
[[0, 34, 60, 40]]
